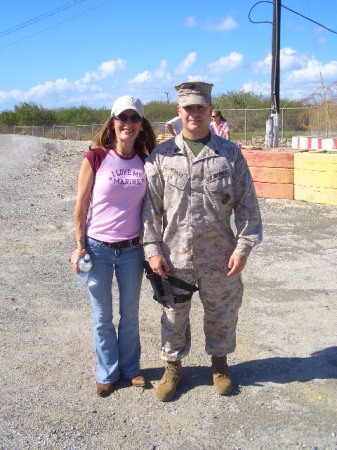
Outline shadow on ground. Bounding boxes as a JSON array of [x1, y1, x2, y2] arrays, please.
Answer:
[[131, 347, 337, 400]]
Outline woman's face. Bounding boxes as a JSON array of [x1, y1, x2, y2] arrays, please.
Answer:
[[112, 109, 143, 143], [212, 112, 221, 124]]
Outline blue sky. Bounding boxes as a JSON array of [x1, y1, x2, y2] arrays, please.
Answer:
[[1, 0, 336, 111]]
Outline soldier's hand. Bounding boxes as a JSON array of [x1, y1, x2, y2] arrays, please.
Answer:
[[227, 253, 247, 277], [149, 255, 170, 278]]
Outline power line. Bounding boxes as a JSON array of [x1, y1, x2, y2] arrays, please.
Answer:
[[249, 1, 337, 35], [248, 1, 273, 25], [0, 0, 87, 38], [0, 0, 114, 50]]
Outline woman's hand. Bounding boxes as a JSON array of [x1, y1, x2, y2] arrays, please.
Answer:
[[70, 248, 87, 274]]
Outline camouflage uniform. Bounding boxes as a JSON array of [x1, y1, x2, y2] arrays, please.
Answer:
[[142, 133, 262, 361]]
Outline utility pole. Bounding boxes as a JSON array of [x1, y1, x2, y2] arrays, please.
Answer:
[[265, 0, 281, 147]]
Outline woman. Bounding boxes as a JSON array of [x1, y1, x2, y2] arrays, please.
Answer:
[[210, 110, 230, 140], [71, 96, 156, 397]]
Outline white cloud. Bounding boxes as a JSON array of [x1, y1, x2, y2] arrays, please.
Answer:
[[81, 59, 127, 83], [185, 15, 238, 32], [280, 48, 307, 70], [185, 16, 197, 27], [243, 79, 308, 100], [207, 52, 244, 73], [0, 89, 22, 102], [252, 54, 271, 73], [175, 52, 197, 75], [187, 75, 207, 82], [286, 59, 337, 84], [322, 60, 337, 77], [128, 60, 173, 85], [1, 47, 336, 111], [26, 79, 72, 97], [253, 47, 337, 88], [242, 81, 270, 97], [243, 50, 337, 100], [317, 36, 327, 45], [205, 16, 238, 32], [253, 47, 304, 73], [129, 71, 152, 84], [0, 60, 127, 107], [154, 60, 168, 78]]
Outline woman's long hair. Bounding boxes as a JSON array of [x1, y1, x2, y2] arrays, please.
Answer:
[[92, 116, 157, 160], [213, 110, 226, 122]]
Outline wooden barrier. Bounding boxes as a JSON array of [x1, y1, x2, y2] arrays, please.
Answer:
[[242, 150, 294, 199], [294, 153, 337, 206]]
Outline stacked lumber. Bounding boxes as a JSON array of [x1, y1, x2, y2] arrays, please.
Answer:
[[242, 150, 294, 199], [294, 152, 337, 206]]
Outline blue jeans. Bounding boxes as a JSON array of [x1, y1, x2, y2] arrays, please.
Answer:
[[86, 237, 144, 384]]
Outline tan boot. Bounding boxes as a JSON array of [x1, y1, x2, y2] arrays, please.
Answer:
[[155, 361, 182, 402], [211, 355, 232, 395]]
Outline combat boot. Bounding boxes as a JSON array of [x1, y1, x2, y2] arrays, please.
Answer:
[[211, 355, 232, 395], [155, 360, 182, 402]]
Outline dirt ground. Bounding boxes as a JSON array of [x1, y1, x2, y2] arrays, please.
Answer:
[[0, 135, 336, 450]]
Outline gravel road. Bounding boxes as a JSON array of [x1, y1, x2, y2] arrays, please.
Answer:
[[1, 135, 336, 450]]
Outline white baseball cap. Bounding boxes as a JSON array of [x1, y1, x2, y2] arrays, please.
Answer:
[[110, 95, 144, 117]]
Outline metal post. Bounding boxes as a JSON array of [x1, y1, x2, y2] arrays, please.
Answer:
[[244, 108, 247, 144], [267, 0, 281, 147], [272, 112, 279, 147]]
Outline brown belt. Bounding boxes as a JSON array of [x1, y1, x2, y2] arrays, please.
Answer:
[[105, 237, 140, 249]]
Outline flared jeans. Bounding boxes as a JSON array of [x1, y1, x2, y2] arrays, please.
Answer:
[[86, 237, 144, 384]]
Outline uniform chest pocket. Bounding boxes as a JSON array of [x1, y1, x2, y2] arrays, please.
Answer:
[[205, 177, 233, 217], [164, 174, 189, 213], [166, 174, 189, 190]]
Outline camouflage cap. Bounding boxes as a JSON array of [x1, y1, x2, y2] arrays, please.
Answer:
[[175, 81, 214, 107]]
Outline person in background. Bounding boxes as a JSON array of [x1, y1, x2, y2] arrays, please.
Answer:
[[165, 116, 183, 136], [71, 96, 156, 397], [210, 110, 230, 140], [142, 82, 262, 402]]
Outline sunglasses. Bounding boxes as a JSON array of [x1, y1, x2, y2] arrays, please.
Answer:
[[114, 113, 142, 123]]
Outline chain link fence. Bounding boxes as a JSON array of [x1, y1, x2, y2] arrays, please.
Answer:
[[0, 124, 101, 141], [1, 104, 336, 147], [215, 104, 337, 146]]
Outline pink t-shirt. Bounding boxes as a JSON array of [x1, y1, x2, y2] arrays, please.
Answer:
[[85, 148, 146, 242], [209, 120, 230, 138]]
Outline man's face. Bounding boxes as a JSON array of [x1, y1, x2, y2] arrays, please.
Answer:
[[177, 103, 212, 139]]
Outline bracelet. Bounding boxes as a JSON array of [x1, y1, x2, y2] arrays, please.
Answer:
[[76, 239, 86, 249]]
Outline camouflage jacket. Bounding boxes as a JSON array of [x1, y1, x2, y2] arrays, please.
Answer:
[[142, 133, 262, 270]]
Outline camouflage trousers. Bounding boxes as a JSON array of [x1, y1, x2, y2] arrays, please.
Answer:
[[160, 268, 244, 362]]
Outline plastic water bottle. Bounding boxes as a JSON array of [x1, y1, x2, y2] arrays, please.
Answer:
[[74, 254, 92, 287]]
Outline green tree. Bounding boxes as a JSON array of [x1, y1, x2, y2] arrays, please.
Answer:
[[14, 102, 55, 125], [0, 93, 310, 132], [144, 101, 177, 122], [53, 106, 109, 125], [0, 110, 17, 126], [213, 90, 269, 110]]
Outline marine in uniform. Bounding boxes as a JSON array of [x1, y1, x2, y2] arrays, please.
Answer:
[[142, 81, 263, 401]]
